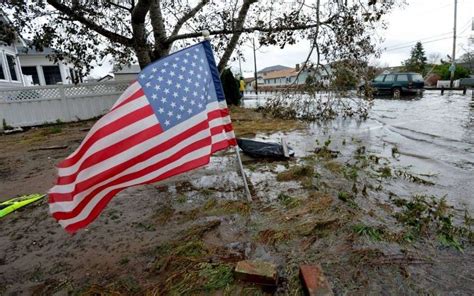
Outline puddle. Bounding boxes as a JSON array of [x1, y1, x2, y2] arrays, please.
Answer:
[[244, 91, 474, 210]]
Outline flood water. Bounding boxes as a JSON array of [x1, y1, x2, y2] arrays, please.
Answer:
[[244, 90, 474, 211]]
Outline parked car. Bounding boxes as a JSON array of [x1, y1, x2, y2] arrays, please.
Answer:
[[360, 72, 425, 96]]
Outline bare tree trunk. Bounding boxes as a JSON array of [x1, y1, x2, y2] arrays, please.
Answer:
[[131, 0, 152, 68], [217, 0, 257, 72], [149, 0, 170, 61]]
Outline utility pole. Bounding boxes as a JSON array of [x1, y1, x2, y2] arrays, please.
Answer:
[[450, 0, 457, 88], [253, 38, 258, 95]]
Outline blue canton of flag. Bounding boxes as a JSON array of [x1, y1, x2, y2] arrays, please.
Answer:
[[138, 45, 215, 131]]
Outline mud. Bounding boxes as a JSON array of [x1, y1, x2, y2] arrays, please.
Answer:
[[0, 96, 473, 295]]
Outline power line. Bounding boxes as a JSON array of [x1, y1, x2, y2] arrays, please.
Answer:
[[383, 35, 470, 52]]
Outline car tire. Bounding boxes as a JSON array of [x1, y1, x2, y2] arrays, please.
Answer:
[[392, 87, 401, 98]]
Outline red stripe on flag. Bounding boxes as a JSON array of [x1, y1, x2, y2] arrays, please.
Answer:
[[49, 120, 210, 203], [56, 124, 163, 185], [111, 88, 145, 111], [63, 154, 211, 233], [58, 105, 155, 168], [52, 136, 212, 220]]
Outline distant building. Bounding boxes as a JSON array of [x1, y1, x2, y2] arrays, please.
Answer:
[[113, 64, 141, 82], [243, 63, 331, 90]]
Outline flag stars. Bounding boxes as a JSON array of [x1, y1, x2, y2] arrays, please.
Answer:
[[170, 71, 175, 77], [157, 76, 163, 81], [167, 80, 173, 85], [164, 120, 170, 126], [173, 92, 178, 98], [160, 68, 166, 73], [180, 66, 186, 72], [182, 97, 188, 102], [151, 94, 158, 100], [198, 103, 203, 108], [187, 108, 193, 114], [140, 74, 146, 79], [167, 111, 173, 117], [158, 107, 164, 113], [191, 62, 196, 67], [172, 63, 178, 68], [154, 84, 161, 90], [190, 100, 195, 105], [175, 83, 181, 89], [184, 87, 190, 92], [176, 114, 182, 120], [190, 70, 195, 75], [152, 67, 157, 72], [194, 82, 199, 87], [183, 59, 188, 63], [179, 75, 184, 80], [187, 78, 192, 84], [171, 102, 176, 108], [145, 82, 151, 88], [148, 74, 154, 79], [193, 91, 198, 96], [179, 105, 185, 111], [163, 89, 170, 94]]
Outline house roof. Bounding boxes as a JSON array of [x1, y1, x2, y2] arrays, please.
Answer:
[[114, 64, 141, 74], [243, 77, 255, 83], [263, 68, 299, 79], [258, 65, 291, 74]]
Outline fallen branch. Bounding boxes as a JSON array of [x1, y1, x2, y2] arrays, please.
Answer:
[[29, 145, 68, 151]]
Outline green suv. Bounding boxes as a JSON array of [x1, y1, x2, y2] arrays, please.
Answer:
[[365, 72, 425, 96]]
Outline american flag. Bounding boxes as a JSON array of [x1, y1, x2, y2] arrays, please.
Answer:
[[48, 41, 236, 233]]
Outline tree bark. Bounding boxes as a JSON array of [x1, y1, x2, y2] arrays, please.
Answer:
[[217, 0, 258, 72], [131, 0, 152, 68]]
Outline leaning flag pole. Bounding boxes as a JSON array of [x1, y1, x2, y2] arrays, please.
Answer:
[[202, 30, 252, 202], [49, 35, 244, 233]]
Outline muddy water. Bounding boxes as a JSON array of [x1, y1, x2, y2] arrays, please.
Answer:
[[244, 90, 474, 210]]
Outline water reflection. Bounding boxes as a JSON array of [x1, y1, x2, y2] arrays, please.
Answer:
[[243, 90, 474, 210]]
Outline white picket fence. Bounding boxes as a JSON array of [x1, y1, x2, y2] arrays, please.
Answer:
[[0, 81, 132, 129]]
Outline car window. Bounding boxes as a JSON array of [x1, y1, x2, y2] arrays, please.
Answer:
[[373, 75, 385, 82], [384, 74, 395, 82], [412, 74, 424, 82], [397, 74, 408, 82]]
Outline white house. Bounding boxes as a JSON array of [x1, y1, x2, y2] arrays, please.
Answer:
[[0, 10, 81, 88], [17, 44, 81, 86], [0, 12, 25, 88]]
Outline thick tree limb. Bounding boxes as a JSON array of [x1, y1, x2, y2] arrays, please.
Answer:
[[217, 0, 257, 72], [170, 0, 209, 38], [46, 0, 132, 46], [131, 0, 152, 67], [165, 21, 331, 44]]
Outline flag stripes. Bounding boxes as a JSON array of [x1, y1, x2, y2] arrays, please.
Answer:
[[49, 41, 237, 233]]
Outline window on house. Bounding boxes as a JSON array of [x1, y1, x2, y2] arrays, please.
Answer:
[[42, 66, 62, 85], [0, 56, 5, 80], [6, 55, 19, 81], [21, 66, 40, 85]]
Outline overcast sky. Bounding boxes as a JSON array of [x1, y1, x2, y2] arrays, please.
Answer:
[[91, 0, 474, 78], [228, 0, 474, 78]]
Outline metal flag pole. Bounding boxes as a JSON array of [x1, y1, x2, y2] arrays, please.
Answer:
[[235, 145, 252, 201], [201, 30, 252, 202]]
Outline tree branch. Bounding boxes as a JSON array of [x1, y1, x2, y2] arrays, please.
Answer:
[[217, 0, 257, 72], [165, 21, 331, 44], [46, 0, 132, 46], [131, 0, 152, 67], [170, 0, 209, 38]]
